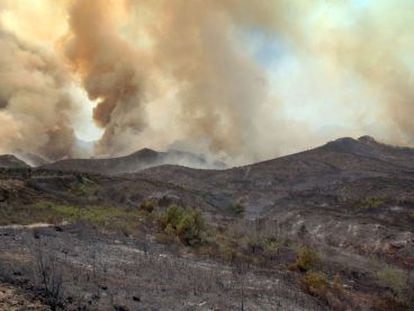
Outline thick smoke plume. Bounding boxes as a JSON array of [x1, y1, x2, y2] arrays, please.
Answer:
[[0, 0, 413, 164], [63, 0, 273, 160], [0, 28, 77, 161]]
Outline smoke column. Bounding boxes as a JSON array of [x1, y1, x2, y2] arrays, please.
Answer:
[[0, 0, 413, 164], [62, 0, 273, 160], [0, 29, 77, 160]]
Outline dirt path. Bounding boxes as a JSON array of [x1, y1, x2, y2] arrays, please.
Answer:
[[0, 221, 69, 230]]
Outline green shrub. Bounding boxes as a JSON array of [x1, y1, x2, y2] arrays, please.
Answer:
[[176, 210, 203, 238], [157, 205, 205, 246], [359, 197, 385, 209], [31, 201, 141, 234], [157, 204, 182, 231], [263, 238, 280, 256], [377, 266, 409, 302]]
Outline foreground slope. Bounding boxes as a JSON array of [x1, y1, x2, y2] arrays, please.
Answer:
[[0, 136, 413, 309]]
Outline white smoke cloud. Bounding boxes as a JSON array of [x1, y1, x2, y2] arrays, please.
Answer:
[[0, 0, 413, 165]]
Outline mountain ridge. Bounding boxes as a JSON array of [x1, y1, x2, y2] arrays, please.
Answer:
[[39, 147, 226, 175], [0, 154, 30, 169]]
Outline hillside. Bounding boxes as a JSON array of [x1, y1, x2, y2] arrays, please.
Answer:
[[137, 136, 414, 212], [0, 136, 413, 310], [40, 148, 225, 175], [0, 155, 30, 169]]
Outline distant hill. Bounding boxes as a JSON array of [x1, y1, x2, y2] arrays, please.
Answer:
[[136, 136, 414, 216], [0, 155, 30, 168], [14, 153, 49, 167], [322, 135, 414, 169], [40, 148, 226, 175]]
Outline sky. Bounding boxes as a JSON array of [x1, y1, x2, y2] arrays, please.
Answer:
[[250, 0, 389, 132], [0, 0, 413, 163]]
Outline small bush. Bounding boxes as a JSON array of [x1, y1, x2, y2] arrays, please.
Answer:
[[263, 238, 280, 256], [377, 266, 409, 302], [359, 197, 385, 209], [302, 271, 328, 296], [70, 177, 99, 196], [159, 205, 184, 228], [292, 246, 319, 272], [34, 247, 64, 310], [157, 205, 205, 246], [227, 202, 245, 216], [219, 244, 240, 262], [139, 199, 158, 213], [333, 273, 344, 292]]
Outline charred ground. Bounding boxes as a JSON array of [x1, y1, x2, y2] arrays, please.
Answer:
[[0, 136, 413, 310]]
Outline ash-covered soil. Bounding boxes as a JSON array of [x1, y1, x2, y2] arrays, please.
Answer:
[[0, 136, 413, 310], [0, 282, 49, 310], [0, 223, 324, 310]]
